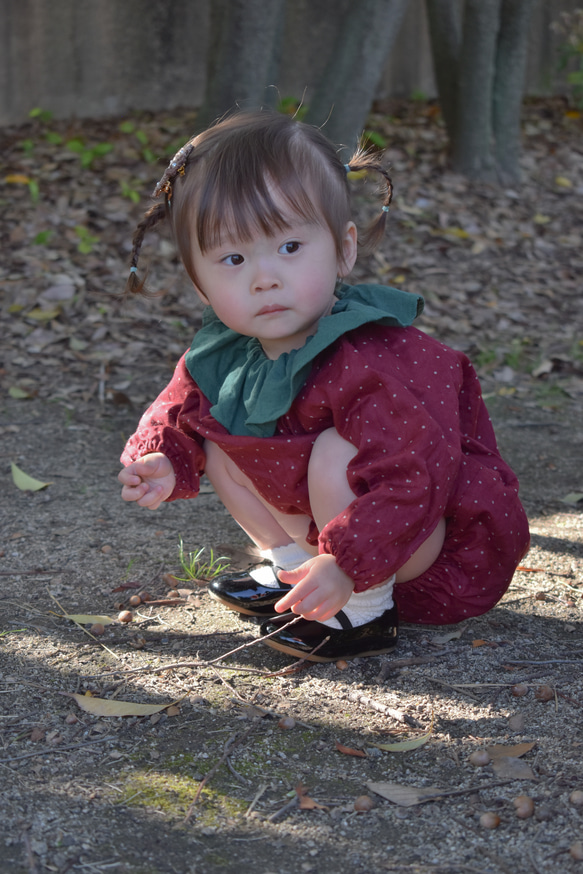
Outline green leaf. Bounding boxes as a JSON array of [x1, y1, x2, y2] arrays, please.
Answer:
[[11, 462, 52, 491], [9, 386, 33, 399]]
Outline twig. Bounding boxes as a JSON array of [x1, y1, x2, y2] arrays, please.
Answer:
[[267, 794, 299, 822], [0, 569, 60, 576], [245, 782, 267, 817], [503, 659, 582, 666], [347, 691, 422, 726], [205, 615, 302, 665], [184, 723, 257, 822], [21, 825, 39, 874], [47, 591, 120, 661], [0, 735, 118, 764], [412, 779, 514, 804]]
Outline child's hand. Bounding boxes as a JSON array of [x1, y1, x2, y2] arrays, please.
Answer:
[[118, 453, 176, 510], [275, 554, 354, 622]]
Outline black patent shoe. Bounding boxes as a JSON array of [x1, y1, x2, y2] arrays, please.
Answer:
[[259, 606, 399, 662], [208, 565, 292, 616]]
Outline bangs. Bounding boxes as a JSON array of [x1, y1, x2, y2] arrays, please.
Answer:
[[196, 167, 323, 252]]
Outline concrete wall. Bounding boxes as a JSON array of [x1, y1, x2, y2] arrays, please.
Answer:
[[1, 0, 579, 127]]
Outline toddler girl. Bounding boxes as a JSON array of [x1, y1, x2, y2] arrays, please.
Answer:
[[119, 110, 529, 662]]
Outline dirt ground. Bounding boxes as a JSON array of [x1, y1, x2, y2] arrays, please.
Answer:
[[1, 101, 582, 873]]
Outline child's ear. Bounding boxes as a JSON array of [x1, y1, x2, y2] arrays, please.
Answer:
[[339, 222, 358, 277]]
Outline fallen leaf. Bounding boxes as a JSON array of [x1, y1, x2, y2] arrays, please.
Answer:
[[11, 462, 52, 491], [555, 176, 572, 188], [430, 629, 464, 644], [486, 741, 536, 760], [4, 173, 31, 184], [366, 781, 443, 807], [491, 757, 536, 780], [69, 693, 181, 718], [8, 386, 34, 399], [560, 492, 583, 506], [472, 639, 488, 647], [372, 724, 432, 753], [335, 741, 366, 757], [296, 783, 328, 810], [63, 613, 116, 626]]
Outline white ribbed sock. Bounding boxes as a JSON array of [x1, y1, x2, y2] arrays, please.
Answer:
[[249, 543, 312, 589], [319, 575, 396, 630], [260, 543, 313, 571]]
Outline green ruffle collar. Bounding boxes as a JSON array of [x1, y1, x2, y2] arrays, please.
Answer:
[[184, 283, 423, 437]]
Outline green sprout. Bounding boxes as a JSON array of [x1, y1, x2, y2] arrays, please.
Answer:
[[75, 225, 99, 254], [174, 540, 230, 583], [67, 138, 113, 169]]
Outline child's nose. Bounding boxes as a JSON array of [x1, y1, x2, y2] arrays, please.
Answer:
[[252, 261, 281, 292]]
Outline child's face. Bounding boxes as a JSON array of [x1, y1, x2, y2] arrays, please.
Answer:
[[190, 199, 357, 360]]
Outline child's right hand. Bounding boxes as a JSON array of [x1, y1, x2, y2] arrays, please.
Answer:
[[118, 453, 176, 510]]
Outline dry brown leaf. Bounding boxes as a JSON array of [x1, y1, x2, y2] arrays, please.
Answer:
[[69, 693, 180, 717], [335, 741, 366, 757], [486, 741, 536, 761], [491, 757, 536, 780], [366, 782, 443, 807]]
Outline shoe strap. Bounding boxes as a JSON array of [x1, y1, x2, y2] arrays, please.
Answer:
[[334, 609, 353, 631]]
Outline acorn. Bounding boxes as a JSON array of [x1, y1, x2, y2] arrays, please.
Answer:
[[569, 790, 583, 807], [469, 750, 491, 767], [354, 795, 374, 812], [277, 716, 296, 730], [513, 795, 534, 819], [479, 812, 500, 829], [534, 684, 554, 702], [511, 683, 528, 697], [128, 594, 142, 607], [89, 623, 105, 636], [118, 610, 133, 623]]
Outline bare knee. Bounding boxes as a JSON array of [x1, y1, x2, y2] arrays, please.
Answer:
[[309, 428, 357, 479]]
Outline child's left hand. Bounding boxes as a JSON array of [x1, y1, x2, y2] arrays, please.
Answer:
[[275, 554, 354, 622]]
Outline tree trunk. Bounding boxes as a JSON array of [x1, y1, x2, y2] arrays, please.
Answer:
[[195, 0, 286, 132], [304, 0, 410, 153], [453, 0, 502, 180], [492, 0, 537, 184], [424, 0, 462, 145]]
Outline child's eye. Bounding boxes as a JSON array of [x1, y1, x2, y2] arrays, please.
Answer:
[[279, 241, 301, 255], [222, 253, 244, 266]]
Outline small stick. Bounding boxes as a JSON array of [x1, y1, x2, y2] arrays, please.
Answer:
[[205, 615, 302, 664], [184, 724, 256, 822], [0, 570, 61, 576], [0, 735, 118, 765], [47, 591, 120, 661], [245, 782, 267, 818], [267, 794, 299, 822]]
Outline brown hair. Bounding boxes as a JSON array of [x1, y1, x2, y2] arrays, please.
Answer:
[[126, 110, 392, 295]]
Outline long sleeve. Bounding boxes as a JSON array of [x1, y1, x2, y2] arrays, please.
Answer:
[[120, 354, 207, 500]]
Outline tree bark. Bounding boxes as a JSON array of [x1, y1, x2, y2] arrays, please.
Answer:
[[304, 0, 410, 153], [492, 0, 537, 183], [453, 0, 502, 180], [424, 0, 462, 145], [195, 0, 286, 132]]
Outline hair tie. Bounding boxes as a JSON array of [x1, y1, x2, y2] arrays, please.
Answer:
[[382, 205, 390, 213], [344, 164, 351, 173], [129, 266, 138, 274]]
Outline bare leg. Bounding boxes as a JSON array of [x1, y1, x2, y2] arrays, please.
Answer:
[[203, 439, 316, 554], [307, 428, 446, 583]]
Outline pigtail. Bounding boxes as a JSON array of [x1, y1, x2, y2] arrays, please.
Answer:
[[124, 139, 196, 298], [344, 148, 393, 253], [124, 203, 167, 297]]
